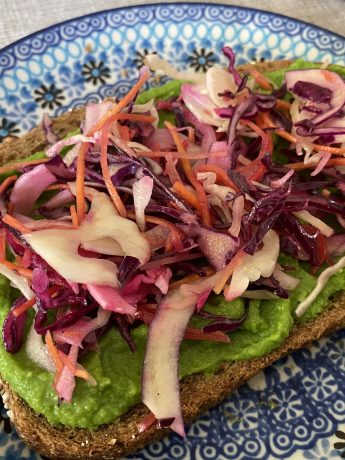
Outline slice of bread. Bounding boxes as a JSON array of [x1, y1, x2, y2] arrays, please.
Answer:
[[0, 60, 344, 460]]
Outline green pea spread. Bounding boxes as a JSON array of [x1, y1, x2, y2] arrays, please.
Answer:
[[0, 60, 344, 429]]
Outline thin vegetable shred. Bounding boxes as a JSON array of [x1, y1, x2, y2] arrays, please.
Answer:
[[0, 47, 345, 435]]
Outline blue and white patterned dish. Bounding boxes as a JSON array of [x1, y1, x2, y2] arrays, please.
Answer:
[[0, 3, 344, 459]]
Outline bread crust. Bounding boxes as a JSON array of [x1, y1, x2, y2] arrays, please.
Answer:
[[0, 59, 343, 460]]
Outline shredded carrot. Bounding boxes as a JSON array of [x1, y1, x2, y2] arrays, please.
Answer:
[[69, 205, 79, 229], [246, 68, 272, 90], [100, 120, 127, 217], [2, 214, 30, 234], [59, 351, 96, 385], [0, 158, 50, 175], [7, 202, 14, 216], [0, 175, 17, 195], [165, 121, 212, 226], [0, 233, 6, 261], [168, 268, 215, 290], [241, 119, 273, 158], [276, 99, 291, 112], [194, 164, 239, 191], [127, 211, 184, 251], [213, 249, 245, 294], [136, 150, 228, 160], [75, 142, 88, 223], [1, 260, 33, 279], [260, 112, 345, 155], [164, 233, 173, 253], [88, 71, 151, 136], [165, 152, 182, 184], [45, 331, 64, 385], [287, 157, 345, 170], [119, 125, 131, 141], [14, 255, 22, 265], [173, 181, 201, 210], [46, 183, 71, 191], [12, 296, 36, 317]]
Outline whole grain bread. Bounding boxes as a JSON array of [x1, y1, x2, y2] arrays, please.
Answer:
[[0, 60, 344, 460]]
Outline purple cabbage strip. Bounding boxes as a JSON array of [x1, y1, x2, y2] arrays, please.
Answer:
[[2, 297, 28, 353], [292, 81, 332, 104], [34, 303, 97, 334], [45, 155, 76, 180], [222, 46, 244, 88], [117, 256, 140, 286], [202, 308, 248, 333], [113, 314, 136, 353], [108, 143, 190, 212]]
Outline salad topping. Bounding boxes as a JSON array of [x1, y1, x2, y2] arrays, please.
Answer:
[[0, 47, 344, 434]]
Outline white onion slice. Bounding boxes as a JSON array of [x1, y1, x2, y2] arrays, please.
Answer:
[[142, 272, 221, 436], [293, 210, 334, 237], [24, 187, 150, 286], [225, 230, 280, 300], [295, 255, 345, 317], [0, 264, 34, 300], [144, 54, 205, 85]]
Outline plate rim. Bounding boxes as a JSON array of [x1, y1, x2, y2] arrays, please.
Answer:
[[0, 1, 344, 56]]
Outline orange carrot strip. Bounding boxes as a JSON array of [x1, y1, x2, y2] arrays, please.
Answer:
[[213, 249, 245, 294], [0, 234, 5, 261], [115, 113, 155, 124], [1, 260, 33, 279], [260, 112, 345, 155], [241, 119, 273, 157], [45, 331, 64, 381], [287, 157, 345, 170], [165, 121, 212, 226], [7, 202, 14, 216], [0, 158, 50, 175], [12, 297, 36, 317], [0, 175, 17, 195], [136, 150, 228, 160], [2, 214, 31, 234], [70, 205, 79, 229], [46, 183, 71, 191], [88, 71, 151, 136], [276, 99, 291, 112], [194, 164, 239, 191], [15, 255, 22, 265], [127, 211, 184, 250], [165, 152, 182, 184], [168, 268, 215, 290], [59, 351, 96, 385], [100, 121, 127, 217], [76, 142, 88, 223], [173, 181, 201, 210], [164, 233, 173, 253], [119, 125, 131, 141], [246, 68, 272, 90]]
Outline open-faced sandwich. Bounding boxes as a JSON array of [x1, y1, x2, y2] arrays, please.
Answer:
[[0, 48, 344, 459]]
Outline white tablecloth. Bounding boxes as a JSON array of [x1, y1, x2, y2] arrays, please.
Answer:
[[0, 0, 344, 50]]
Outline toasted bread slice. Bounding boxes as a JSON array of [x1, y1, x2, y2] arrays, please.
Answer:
[[0, 60, 344, 460]]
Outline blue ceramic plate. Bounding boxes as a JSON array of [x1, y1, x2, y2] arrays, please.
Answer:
[[0, 3, 344, 459]]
